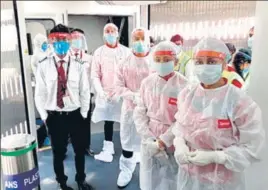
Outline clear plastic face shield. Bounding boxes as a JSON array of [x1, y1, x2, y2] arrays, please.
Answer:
[[103, 23, 119, 46], [193, 37, 230, 85], [152, 41, 179, 76], [71, 31, 88, 52], [131, 28, 150, 56], [48, 32, 71, 56]]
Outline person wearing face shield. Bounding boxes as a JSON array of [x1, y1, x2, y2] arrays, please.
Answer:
[[70, 28, 95, 157], [172, 37, 265, 190], [170, 34, 197, 83], [248, 26, 254, 50], [133, 41, 188, 190], [91, 23, 131, 163], [35, 24, 92, 190], [31, 34, 50, 77], [115, 27, 151, 188], [232, 48, 252, 92]]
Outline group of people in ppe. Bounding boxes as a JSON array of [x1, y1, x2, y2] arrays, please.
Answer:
[[32, 21, 264, 190]]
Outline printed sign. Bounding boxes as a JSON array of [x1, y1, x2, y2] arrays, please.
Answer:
[[218, 119, 232, 129], [168, 97, 177, 106], [3, 167, 40, 190]]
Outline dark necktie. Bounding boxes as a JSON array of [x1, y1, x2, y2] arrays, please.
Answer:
[[57, 60, 66, 109], [75, 52, 79, 58]]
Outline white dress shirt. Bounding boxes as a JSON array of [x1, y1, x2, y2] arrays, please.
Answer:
[[70, 49, 94, 93], [35, 52, 90, 120]]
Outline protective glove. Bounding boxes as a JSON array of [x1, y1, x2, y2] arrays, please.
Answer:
[[145, 139, 161, 157], [174, 137, 190, 165], [187, 150, 227, 166]]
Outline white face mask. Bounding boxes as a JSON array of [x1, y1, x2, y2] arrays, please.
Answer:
[[153, 61, 174, 77], [195, 64, 223, 85]]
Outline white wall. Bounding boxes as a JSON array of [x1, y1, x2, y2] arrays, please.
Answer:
[[246, 1, 268, 190]]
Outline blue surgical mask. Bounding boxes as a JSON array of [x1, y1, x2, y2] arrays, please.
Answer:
[[104, 34, 117, 45], [132, 41, 148, 54], [195, 64, 222, 85], [247, 37, 253, 49], [41, 42, 48, 52], [242, 67, 250, 78], [153, 61, 174, 77], [72, 39, 82, 49], [53, 41, 70, 55]]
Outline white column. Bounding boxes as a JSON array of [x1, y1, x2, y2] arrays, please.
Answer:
[[140, 5, 149, 29], [246, 1, 268, 190]]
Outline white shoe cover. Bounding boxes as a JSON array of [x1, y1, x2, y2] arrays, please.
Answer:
[[103, 140, 115, 155], [117, 156, 136, 188], [94, 151, 113, 162], [94, 140, 114, 162]]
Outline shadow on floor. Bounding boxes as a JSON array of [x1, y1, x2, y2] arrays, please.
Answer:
[[38, 132, 140, 190]]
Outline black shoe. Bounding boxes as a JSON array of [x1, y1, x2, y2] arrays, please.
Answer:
[[85, 149, 95, 157], [58, 183, 73, 190], [77, 181, 94, 190]]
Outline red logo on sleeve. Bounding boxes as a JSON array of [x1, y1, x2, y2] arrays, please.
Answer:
[[168, 97, 177, 106], [218, 119, 232, 129]]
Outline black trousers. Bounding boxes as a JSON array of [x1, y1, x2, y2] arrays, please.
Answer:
[[46, 109, 87, 184], [85, 94, 94, 149], [104, 121, 114, 141]]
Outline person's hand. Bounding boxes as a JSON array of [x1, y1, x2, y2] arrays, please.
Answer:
[[174, 137, 190, 165], [157, 139, 166, 150], [187, 150, 227, 166]]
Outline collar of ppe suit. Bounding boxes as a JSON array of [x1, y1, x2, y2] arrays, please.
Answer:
[[200, 77, 228, 89], [133, 51, 149, 58], [105, 42, 118, 49], [160, 71, 175, 81]]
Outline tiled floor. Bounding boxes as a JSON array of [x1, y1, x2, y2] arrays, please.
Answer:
[[38, 122, 140, 190]]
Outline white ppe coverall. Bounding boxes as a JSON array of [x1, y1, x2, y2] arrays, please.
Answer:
[[133, 72, 188, 190], [91, 44, 130, 123], [31, 34, 48, 77], [172, 83, 265, 190], [115, 54, 151, 152]]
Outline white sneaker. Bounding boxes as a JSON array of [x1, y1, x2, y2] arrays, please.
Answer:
[[117, 156, 136, 188], [94, 151, 113, 162]]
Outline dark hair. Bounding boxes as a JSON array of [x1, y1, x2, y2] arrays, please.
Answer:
[[71, 28, 85, 34], [50, 24, 70, 34], [233, 51, 251, 79], [225, 43, 236, 55], [170, 34, 184, 44]]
